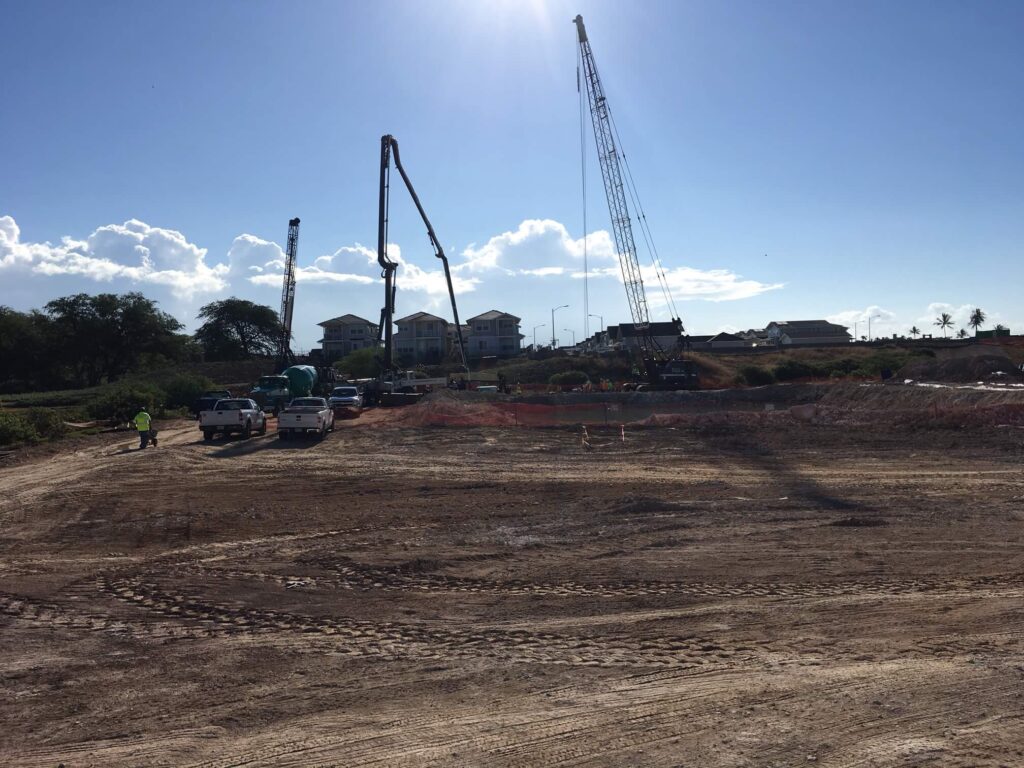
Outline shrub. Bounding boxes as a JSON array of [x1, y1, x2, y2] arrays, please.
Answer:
[[549, 370, 590, 386], [0, 412, 40, 446], [772, 359, 818, 381], [162, 373, 214, 410], [333, 348, 380, 379], [87, 382, 166, 421], [738, 365, 775, 386], [22, 408, 66, 440]]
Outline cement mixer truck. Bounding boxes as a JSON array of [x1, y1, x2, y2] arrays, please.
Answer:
[[249, 365, 321, 415]]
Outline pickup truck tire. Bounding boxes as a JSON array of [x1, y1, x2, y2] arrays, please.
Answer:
[[257, 420, 267, 436], [203, 430, 214, 441], [242, 421, 252, 439]]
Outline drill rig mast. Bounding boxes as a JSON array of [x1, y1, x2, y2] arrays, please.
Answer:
[[376, 134, 467, 375], [277, 216, 300, 370], [574, 14, 697, 389]]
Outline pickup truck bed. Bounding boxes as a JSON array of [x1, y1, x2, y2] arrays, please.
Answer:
[[199, 399, 267, 440], [278, 399, 335, 440]]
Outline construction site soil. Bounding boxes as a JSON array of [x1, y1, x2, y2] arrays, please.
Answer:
[[3, 382, 1024, 766]]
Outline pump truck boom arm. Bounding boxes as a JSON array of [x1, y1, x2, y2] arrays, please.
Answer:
[[376, 134, 467, 374]]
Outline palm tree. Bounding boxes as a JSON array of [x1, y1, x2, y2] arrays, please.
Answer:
[[956, 328, 968, 339], [935, 312, 954, 338], [909, 326, 921, 338], [968, 308, 986, 335]]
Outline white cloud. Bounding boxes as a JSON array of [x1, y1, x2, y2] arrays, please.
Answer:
[[242, 239, 479, 305], [521, 266, 566, 277], [571, 264, 782, 302], [648, 265, 783, 303], [457, 217, 781, 303], [827, 305, 899, 338], [460, 218, 616, 274], [1, 214, 229, 299]]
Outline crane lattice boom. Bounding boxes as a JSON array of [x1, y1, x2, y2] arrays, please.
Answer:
[[574, 14, 658, 356], [278, 217, 300, 367]]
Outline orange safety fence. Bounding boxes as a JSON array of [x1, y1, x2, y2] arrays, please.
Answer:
[[373, 396, 1024, 430]]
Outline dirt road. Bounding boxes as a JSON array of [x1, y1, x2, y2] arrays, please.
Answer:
[[2, 412, 1023, 766]]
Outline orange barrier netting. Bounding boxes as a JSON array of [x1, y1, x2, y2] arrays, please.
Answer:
[[376, 397, 1024, 429]]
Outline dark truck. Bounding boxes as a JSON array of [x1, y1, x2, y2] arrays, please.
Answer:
[[191, 390, 232, 419]]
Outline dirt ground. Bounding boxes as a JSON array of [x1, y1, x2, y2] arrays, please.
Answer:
[[2, 394, 1024, 766]]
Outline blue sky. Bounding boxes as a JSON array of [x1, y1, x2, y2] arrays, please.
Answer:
[[2, 0, 1022, 348]]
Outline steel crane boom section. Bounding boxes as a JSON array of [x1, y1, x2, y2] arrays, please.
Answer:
[[278, 217, 300, 368], [574, 14, 660, 358]]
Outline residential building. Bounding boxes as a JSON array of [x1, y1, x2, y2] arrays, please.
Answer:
[[706, 331, 748, 349], [609, 321, 683, 353], [317, 314, 379, 360], [763, 320, 851, 345], [395, 312, 450, 363], [465, 310, 524, 358]]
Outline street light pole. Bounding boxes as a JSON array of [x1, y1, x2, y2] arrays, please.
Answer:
[[564, 329, 576, 347], [533, 323, 546, 350], [551, 304, 568, 348], [868, 314, 880, 342]]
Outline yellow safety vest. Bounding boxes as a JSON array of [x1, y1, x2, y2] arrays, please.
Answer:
[[134, 412, 152, 431]]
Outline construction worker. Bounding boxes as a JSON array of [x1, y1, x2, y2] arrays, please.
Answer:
[[133, 406, 152, 449]]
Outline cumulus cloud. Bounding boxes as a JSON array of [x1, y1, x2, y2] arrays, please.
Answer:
[[644, 265, 783, 303], [458, 217, 781, 302], [827, 305, 899, 338], [460, 219, 616, 275], [915, 302, 976, 334], [242, 240, 478, 304], [0, 215, 228, 298]]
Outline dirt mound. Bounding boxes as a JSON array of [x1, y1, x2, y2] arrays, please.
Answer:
[[898, 353, 1023, 383], [382, 396, 518, 427]]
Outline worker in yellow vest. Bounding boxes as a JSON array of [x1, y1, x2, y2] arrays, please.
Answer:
[[134, 407, 153, 449]]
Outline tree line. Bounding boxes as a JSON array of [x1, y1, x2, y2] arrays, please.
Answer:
[[906, 308, 1006, 340], [1, 293, 284, 393]]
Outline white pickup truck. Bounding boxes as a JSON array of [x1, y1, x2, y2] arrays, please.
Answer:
[[199, 398, 268, 441], [278, 397, 335, 441]]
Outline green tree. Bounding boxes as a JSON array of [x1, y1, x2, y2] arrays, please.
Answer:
[[934, 312, 954, 338], [333, 347, 381, 379], [968, 308, 986, 335], [956, 328, 968, 339], [194, 298, 283, 360], [44, 293, 183, 386], [909, 325, 921, 338], [0, 307, 56, 391]]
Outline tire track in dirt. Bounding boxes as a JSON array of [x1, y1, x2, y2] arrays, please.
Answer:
[[202, 557, 1024, 602], [96, 576, 772, 669]]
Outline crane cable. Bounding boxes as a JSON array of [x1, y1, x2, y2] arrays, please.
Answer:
[[606, 105, 683, 327], [577, 43, 589, 340]]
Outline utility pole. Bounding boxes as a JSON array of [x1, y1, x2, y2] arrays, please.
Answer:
[[552, 305, 568, 348]]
